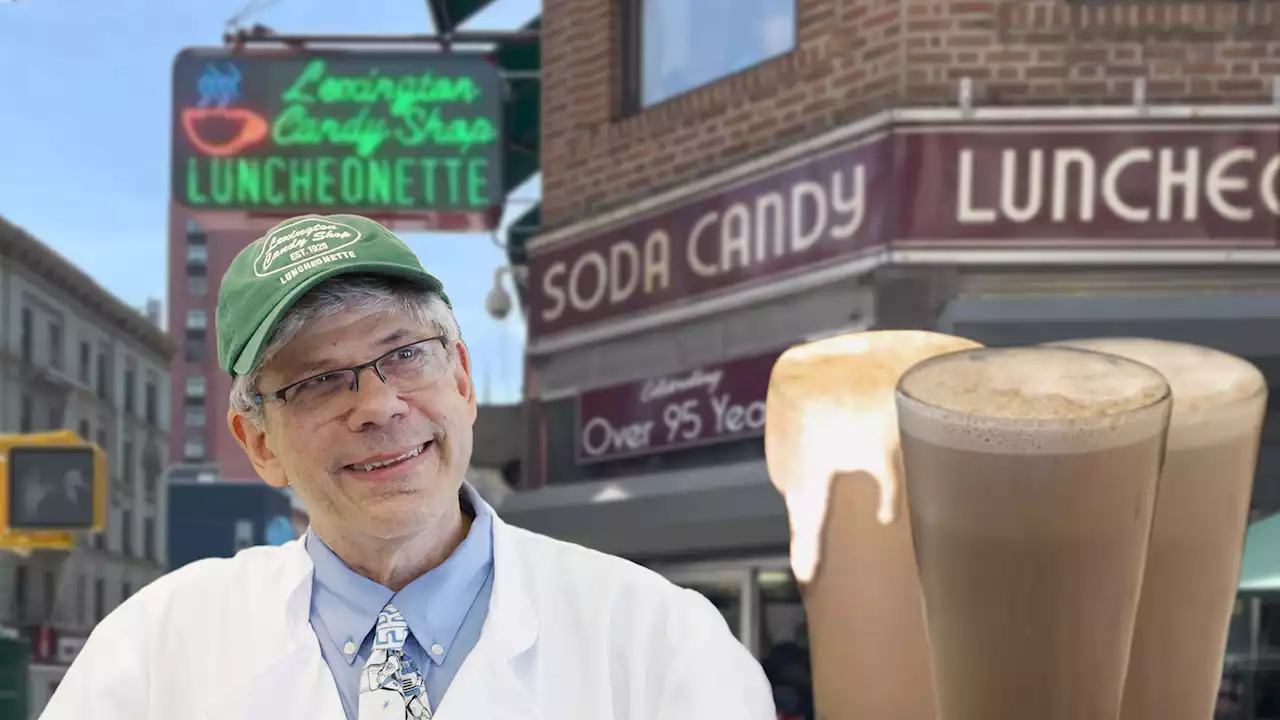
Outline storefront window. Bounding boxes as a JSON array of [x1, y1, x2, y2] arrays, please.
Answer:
[[1262, 389, 1280, 444], [673, 575, 743, 639], [625, 0, 796, 109], [757, 569, 813, 719], [657, 561, 814, 718], [1217, 593, 1280, 718]]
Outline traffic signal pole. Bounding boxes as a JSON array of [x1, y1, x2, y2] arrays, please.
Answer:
[[0, 433, 103, 720]]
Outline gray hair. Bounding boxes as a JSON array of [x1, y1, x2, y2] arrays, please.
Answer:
[[228, 274, 462, 429]]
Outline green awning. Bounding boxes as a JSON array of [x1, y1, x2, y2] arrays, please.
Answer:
[[506, 202, 538, 266], [1238, 512, 1280, 591], [492, 16, 540, 308], [506, 202, 538, 312], [421, 2, 540, 196], [493, 17, 540, 195]]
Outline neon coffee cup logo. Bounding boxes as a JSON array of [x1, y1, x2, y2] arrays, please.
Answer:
[[182, 63, 270, 157]]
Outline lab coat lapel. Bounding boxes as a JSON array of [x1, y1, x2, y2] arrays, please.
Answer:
[[203, 538, 344, 720], [433, 512, 540, 720], [203, 502, 543, 720], [202, 641, 344, 720]]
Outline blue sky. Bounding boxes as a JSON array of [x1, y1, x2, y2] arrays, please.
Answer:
[[0, 0, 537, 403]]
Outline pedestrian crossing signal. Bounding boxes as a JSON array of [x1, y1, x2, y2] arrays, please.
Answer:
[[0, 431, 107, 553]]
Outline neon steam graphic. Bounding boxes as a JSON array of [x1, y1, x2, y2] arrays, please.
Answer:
[[181, 63, 270, 157]]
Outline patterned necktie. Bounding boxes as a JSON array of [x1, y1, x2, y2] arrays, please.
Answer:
[[358, 603, 432, 719]]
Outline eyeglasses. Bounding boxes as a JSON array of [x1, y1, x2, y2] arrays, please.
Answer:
[[254, 337, 450, 417]]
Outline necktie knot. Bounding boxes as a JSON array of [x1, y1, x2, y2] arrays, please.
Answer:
[[373, 604, 412, 652]]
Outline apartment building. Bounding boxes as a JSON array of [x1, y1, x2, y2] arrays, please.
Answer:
[[165, 208, 262, 483], [0, 216, 172, 715]]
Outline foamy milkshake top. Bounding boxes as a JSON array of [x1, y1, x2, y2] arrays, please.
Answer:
[[1045, 338, 1267, 447], [770, 330, 984, 400], [897, 347, 1171, 453], [1045, 339, 1265, 424], [900, 346, 1169, 419]]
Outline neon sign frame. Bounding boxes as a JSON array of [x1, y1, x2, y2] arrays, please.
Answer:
[[171, 48, 506, 231]]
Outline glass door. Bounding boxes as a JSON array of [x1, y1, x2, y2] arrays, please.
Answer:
[[658, 564, 752, 645], [757, 567, 813, 720], [655, 557, 814, 718], [653, 556, 792, 655]]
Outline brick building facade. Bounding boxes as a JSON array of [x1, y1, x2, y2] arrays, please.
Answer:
[[166, 207, 263, 484], [540, 0, 1280, 229], [501, 2, 1280, 709]]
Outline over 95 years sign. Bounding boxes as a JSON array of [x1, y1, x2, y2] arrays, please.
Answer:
[[576, 349, 784, 464]]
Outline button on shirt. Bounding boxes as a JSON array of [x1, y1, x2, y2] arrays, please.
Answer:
[[306, 485, 495, 720]]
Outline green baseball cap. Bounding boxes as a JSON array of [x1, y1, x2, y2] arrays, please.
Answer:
[[216, 214, 450, 377]]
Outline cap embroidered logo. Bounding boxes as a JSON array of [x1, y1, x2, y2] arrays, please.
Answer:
[[253, 217, 364, 282]]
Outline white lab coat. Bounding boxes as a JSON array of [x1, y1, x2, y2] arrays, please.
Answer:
[[40, 506, 778, 720]]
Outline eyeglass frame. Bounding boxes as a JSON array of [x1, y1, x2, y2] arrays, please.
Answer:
[[251, 336, 450, 406]]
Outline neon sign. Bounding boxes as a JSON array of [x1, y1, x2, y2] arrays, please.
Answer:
[[171, 49, 505, 226]]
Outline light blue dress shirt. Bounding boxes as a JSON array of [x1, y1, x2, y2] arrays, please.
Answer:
[[305, 483, 495, 720]]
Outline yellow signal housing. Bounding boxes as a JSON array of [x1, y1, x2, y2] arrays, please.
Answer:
[[0, 430, 108, 554]]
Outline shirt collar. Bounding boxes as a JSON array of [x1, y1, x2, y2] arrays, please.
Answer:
[[307, 482, 495, 667]]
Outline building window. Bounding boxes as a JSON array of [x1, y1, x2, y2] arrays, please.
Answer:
[[76, 575, 86, 627], [96, 350, 108, 400], [145, 378, 158, 424], [94, 578, 105, 622], [13, 565, 27, 621], [144, 517, 156, 562], [49, 322, 63, 370], [622, 0, 796, 110], [20, 307, 33, 362], [233, 519, 256, 552], [185, 309, 207, 332], [184, 331, 205, 363], [122, 439, 134, 486], [19, 394, 33, 433], [124, 367, 136, 415], [121, 509, 134, 557], [187, 237, 209, 296], [144, 448, 161, 502], [43, 569, 56, 615], [79, 341, 91, 383], [185, 407, 206, 428], [47, 405, 63, 430], [185, 376, 206, 400], [78, 419, 90, 441], [183, 439, 205, 462], [187, 222, 208, 248]]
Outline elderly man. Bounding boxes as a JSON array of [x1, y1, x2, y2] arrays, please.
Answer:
[[42, 214, 776, 720]]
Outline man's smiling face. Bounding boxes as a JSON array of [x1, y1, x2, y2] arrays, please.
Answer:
[[238, 306, 477, 542]]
